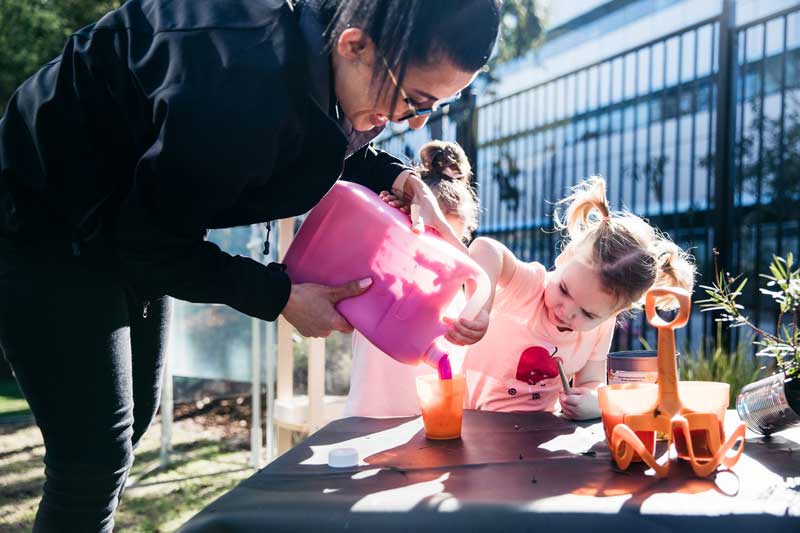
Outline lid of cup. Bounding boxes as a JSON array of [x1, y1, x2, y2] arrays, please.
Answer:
[[328, 447, 359, 468]]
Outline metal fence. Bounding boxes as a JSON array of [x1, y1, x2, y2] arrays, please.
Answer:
[[377, 1, 800, 352]]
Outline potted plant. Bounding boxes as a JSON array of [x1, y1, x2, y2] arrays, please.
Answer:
[[698, 252, 800, 435]]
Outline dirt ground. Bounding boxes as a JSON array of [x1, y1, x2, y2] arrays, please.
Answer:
[[0, 396, 260, 532]]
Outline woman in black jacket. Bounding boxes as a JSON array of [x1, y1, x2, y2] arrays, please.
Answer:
[[0, 0, 500, 530]]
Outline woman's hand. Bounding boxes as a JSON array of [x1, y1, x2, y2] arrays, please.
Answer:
[[559, 386, 602, 420], [281, 278, 372, 337], [384, 171, 466, 251]]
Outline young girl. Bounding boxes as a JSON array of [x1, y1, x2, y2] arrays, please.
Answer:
[[344, 141, 480, 417], [464, 176, 695, 420]]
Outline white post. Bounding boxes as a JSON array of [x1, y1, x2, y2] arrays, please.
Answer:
[[308, 337, 326, 433], [265, 318, 277, 462], [160, 302, 175, 468], [265, 229, 277, 462], [248, 225, 264, 467], [276, 218, 295, 455]]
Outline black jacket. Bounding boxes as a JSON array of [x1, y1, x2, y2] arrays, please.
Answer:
[[0, 0, 407, 321]]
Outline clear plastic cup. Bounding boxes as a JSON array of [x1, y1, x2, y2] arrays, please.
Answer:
[[416, 374, 466, 440]]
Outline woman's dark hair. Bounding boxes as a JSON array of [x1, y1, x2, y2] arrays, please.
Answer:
[[320, 0, 501, 108]]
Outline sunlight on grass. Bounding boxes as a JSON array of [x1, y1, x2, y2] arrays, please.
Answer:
[[0, 380, 30, 419], [0, 415, 254, 532]]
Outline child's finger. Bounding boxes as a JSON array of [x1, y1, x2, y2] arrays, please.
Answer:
[[409, 204, 424, 233], [458, 316, 487, 330], [560, 403, 575, 419], [379, 191, 405, 207], [448, 321, 485, 345], [454, 319, 484, 336], [445, 322, 483, 345], [560, 393, 578, 407], [444, 329, 471, 346]]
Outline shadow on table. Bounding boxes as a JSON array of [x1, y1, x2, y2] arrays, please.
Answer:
[[180, 413, 800, 533]]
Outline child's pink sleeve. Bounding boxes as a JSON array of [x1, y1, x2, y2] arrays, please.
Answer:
[[589, 317, 616, 362], [493, 261, 546, 315]]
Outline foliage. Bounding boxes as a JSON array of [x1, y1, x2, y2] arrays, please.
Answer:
[[699, 96, 800, 221], [292, 332, 353, 396], [478, 0, 545, 86], [677, 324, 764, 405], [735, 96, 800, 212], [698, 251, 800, 379], [494, 0, 545, 65], [0, 0, 121, 114], [639, 324, 763, 404]]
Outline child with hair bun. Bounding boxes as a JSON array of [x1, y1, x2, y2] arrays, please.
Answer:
[[464, 176, 695, 419], [344, 140, 481, 417]]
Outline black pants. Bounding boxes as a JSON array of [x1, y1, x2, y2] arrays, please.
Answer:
[[0, 238, 170, 532]]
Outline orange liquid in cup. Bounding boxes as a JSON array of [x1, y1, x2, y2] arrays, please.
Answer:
[[416, 374, 466, 440], [601, 412, 655, 462]]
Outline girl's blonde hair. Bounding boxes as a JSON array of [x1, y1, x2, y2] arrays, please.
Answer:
[[554, 176, 695, 311], [416, 140, 479, 242]]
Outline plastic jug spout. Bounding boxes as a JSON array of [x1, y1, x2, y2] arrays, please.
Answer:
[[423, 340, 449, 369], [423, 339, 453, 379]]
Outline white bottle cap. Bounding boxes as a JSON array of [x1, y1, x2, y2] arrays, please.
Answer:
[[328, 447, 359, 468]]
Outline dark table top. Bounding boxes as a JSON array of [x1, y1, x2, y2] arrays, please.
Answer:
[[180, 410, 800, 532]]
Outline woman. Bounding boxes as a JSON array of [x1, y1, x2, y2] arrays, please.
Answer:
[[0, 0, 501, 530]]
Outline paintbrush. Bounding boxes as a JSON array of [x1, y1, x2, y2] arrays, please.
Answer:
[[555, 357, 571, 393]]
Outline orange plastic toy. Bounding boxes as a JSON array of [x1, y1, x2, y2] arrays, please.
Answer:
[[597, 287, 746, 478]]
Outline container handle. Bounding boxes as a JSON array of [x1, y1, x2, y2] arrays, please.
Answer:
[[459, 268, 491, 321], [422, 268, 490, 369], [671, 415, 746, 477], [611, 423, 670, 478], [645, 286, 691, 417]]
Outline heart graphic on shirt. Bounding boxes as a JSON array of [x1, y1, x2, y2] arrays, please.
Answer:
[[515, 345, 559, 385]]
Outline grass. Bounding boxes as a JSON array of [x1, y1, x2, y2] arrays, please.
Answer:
[[0, 380, 30, 421], [0, 413, 254, 532]]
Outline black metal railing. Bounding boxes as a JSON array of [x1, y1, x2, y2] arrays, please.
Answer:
[[377, 2, 800, 352]]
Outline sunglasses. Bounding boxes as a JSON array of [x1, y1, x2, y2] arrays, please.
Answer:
[[382, 57, 461, 122]]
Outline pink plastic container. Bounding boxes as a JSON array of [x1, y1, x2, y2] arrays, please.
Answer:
[[283, 181, 490, 369]]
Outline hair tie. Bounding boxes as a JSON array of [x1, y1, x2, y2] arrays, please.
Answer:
[[657, 250, 674, 271]]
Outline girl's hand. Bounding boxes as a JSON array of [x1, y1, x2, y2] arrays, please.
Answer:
[[387, 171, 466, 252], [559, 386, 601, 420], [443, 308, 490, 346], [379, 190, 410, 213]]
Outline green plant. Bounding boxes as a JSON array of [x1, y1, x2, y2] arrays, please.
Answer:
[[639, 324, 763, 405], [678, 324, 763, 405], [697, 252, 800, 379], [0, 0, 123, 114]]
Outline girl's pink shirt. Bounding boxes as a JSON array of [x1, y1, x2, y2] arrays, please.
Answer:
[[463, 260, 615, 412]]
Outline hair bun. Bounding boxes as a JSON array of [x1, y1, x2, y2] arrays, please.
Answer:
[[418, 141, 472, 183]]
